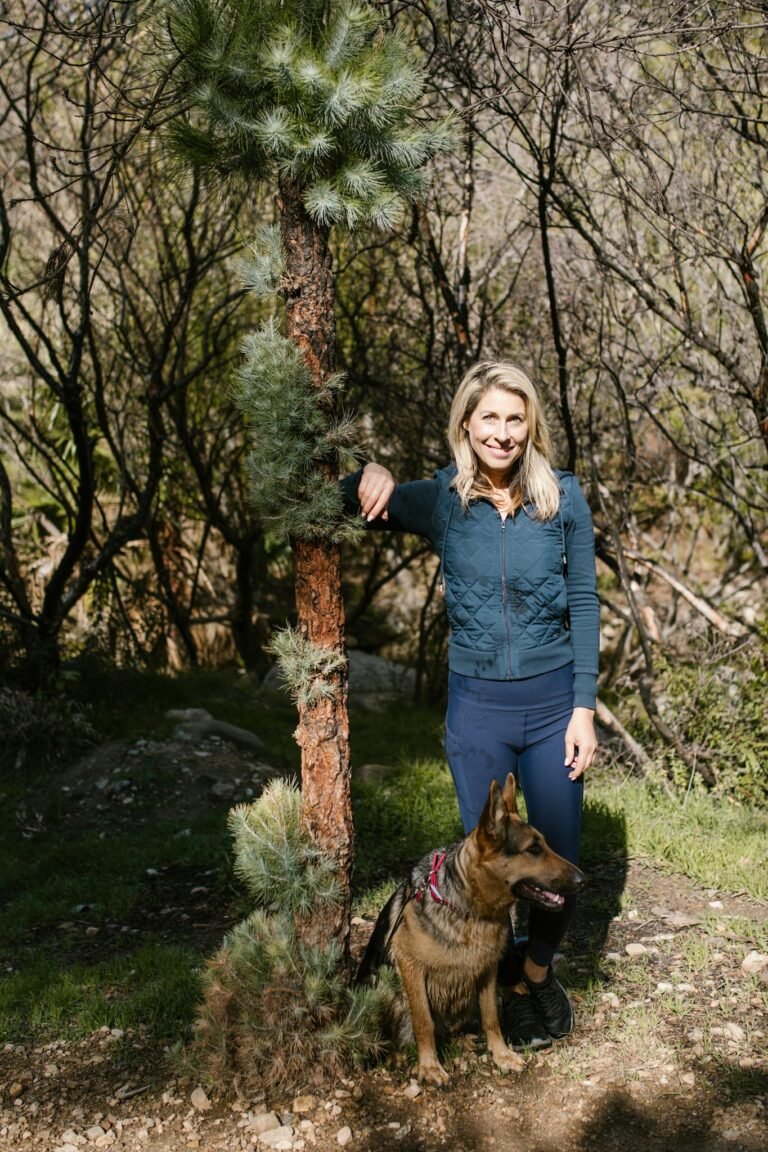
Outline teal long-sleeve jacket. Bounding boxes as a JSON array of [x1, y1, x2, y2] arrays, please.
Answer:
[[342, 463, 600, 709]]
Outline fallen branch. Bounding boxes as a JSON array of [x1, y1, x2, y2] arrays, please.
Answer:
[[595, 698, 652, 771], [622, 548, 748, 639]]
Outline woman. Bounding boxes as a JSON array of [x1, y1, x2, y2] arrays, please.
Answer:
[[344, 361, 599, 1049]]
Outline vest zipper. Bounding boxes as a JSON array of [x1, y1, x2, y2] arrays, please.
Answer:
[[501, 516, 512, 677]]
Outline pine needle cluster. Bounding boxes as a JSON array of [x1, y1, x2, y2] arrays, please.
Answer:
[[228, 777, 341, 910], [163, 0, 454, 228], [234, 224, 285, 298], [232, 318, 361, 541], [267, 626, 347, 708], [191, 778, 398, 1094]]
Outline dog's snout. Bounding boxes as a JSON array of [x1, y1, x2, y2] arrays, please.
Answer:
[[571, 866, 587, 890]]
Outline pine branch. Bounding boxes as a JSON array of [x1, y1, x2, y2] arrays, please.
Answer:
[[268, 626, 347, 708], [235, 225, 285, 298]]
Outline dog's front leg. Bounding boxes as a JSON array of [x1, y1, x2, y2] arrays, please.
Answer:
[[478, 969, 525, 1074], [397, 960, 450, 1086]]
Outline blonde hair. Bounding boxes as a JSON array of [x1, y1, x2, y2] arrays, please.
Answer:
[[447, 361, 561, 519]]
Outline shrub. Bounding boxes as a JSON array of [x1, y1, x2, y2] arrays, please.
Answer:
[[191, 779, 396, 1095], [0, 685, 96, 774], [652, 638, 768, 805]]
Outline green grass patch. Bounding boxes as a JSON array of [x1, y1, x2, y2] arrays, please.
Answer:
[[0, 806, 228, 949], [589, 773, 768, 901], [352, 757, 463, 891], [0, 940, 201, 1042]]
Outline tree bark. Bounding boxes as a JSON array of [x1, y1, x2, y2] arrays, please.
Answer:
[[278, 179, 353, 962]]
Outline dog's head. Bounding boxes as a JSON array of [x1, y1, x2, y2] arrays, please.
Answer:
[[472, 773, 585, 911]]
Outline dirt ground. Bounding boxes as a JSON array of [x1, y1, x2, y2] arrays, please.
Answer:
[[1, 731, 767, 1152]]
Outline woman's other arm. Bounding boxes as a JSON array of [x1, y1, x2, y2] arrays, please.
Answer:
[[341, 463, 440, 540], [563, 475, 600, 778]]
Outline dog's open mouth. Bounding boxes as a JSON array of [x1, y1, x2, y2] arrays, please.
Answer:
[[513, 881, 566, 908]]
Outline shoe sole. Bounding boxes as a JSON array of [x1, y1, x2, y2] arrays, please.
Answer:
[[508, 1034, 552, 1052]]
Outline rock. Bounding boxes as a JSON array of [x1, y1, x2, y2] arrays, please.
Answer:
[[250, 1112, 282, 1135], [257, 1125, 294, 1147], [336, 1127, 353, 1147], [166, 708, 212, 723], [601, 992, 621, 1008], [8, 1083, 24, 1099], [625, 943, 647, 957], [167, 708, 265, 751], [723, 1022, 746, 1042], [190, 1087, 211, 1112], [403, 1080, 422, 1099], [209, 781, 235, 800], [741, 950, 768, 975], [84, 1126, 105, 1141], [354, 763, 392, 783], [664, 911, 702, 929], [292, 1096, 317, 1114]]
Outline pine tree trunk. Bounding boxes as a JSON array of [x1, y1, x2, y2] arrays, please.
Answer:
[[278, 179, 353, 963]]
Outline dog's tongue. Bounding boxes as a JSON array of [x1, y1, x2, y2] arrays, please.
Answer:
[[517, 882, 565, 907]]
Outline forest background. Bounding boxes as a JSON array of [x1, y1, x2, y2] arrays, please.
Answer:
[[2, 9, 768, 1146], [1, 0, 767, 808]]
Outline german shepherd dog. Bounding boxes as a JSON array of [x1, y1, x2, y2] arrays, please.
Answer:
[[356, 773, 585, 1084]]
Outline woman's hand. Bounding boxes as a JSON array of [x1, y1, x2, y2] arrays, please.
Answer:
[[358, 462, 396, 522], [564, 707, 597, 780]]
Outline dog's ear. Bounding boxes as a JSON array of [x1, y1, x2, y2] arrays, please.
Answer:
[[477, 778, 509, 847], [501, 773, 518, 815]]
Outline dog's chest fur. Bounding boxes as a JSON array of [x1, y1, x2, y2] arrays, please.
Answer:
[[393, 900, 509, 1018]]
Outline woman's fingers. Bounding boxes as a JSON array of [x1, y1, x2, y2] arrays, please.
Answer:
[[358, 464, 395, 521], [565, 709, 598, 780]]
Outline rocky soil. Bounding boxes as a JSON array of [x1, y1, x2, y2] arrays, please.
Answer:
[[1, 730, 766, 1152]]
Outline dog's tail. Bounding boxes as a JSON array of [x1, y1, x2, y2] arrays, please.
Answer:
[[354, 882, 410, 984]]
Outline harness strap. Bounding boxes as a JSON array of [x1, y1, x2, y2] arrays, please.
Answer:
[[413, 849, 464, 916], [428, 850, 448, 903]]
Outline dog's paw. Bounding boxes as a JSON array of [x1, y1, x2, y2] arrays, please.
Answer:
[[416, 1058, 451, 1087], [492, 1045, 526, 1074]]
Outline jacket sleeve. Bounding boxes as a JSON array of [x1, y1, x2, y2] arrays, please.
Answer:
[[563, 475, 600, 709], [340, 467, 440, 542]]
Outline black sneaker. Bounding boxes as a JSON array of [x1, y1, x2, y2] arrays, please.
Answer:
[[503, 990, 552, 1051], [524, 968, 574, 1039]]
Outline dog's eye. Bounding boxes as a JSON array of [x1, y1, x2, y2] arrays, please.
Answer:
[[525, 841, 543, 856]]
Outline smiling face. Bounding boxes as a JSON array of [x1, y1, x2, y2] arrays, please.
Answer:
[[463, 386, 529, 487]]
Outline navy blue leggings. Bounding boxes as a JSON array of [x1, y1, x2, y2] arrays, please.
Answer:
[[444, 664, 582, 969]]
